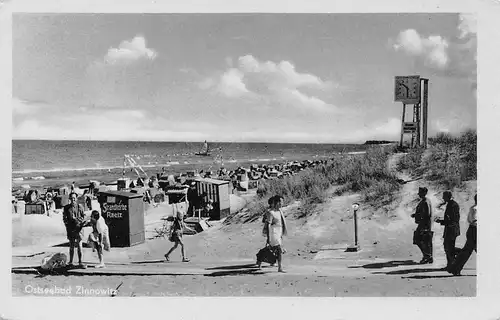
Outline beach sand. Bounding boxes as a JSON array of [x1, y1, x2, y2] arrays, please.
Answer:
[[11, 175, 476, 296], [11, 152, 476, 296]]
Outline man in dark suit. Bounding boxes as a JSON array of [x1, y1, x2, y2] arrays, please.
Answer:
[[436, 190, 461, 270], [411, 187, 434, 264]]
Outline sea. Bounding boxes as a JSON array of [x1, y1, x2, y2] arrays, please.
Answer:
[[12, 140, 370, 189]]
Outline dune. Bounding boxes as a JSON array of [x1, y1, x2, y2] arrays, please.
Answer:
[[11, 152, 476, 296]]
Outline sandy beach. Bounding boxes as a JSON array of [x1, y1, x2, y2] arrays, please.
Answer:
[[11, 162, 477, 296]]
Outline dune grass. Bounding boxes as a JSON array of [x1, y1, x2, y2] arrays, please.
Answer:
[[226, 147, 401, 223], [397, 130, 477, 190]]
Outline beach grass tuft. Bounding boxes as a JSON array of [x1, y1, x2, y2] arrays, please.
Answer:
[[235, 147, 401, 221], [397, 129, 477, 190]]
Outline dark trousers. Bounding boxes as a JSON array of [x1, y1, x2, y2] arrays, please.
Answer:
[[443, 234, 458, 268], [450, 225, 476, 273], [414, 229, 433, 260], [417, 240, 433, 260]]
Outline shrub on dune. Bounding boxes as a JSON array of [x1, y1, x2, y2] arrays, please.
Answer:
[[397, 129, 477, 190], [254, 147, 400, 208]]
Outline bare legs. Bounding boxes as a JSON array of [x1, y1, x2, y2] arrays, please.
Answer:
[[165, 240, 189, 262], [77, 241, 83, 265], [68, 239, 84, 267], [69, 240, 75, 264], [277, 246, 284, 273], [96, 243, 105, 268]]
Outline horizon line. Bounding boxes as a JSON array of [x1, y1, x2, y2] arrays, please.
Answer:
[[11, 138, 387, 145]]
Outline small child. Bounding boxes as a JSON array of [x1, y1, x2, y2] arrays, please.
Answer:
[[86, 210, 110, 268]]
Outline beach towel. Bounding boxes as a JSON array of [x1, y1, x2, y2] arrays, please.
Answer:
[[97, 218, 111, 251], [41, 252, 68, 271]]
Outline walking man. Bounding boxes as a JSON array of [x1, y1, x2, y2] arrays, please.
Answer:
[[435, 190, 461, 270], [448, 194, 477, 276], [411, 187, 434, 264], [63, 192, 86, 268]]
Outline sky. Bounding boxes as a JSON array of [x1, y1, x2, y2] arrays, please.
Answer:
[[11, 13, 477, 143]]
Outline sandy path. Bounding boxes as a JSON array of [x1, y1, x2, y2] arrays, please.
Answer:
[[12, 267, 476, 297]]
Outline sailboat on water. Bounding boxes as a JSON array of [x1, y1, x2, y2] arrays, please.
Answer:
[[195, 140, 211, 156]]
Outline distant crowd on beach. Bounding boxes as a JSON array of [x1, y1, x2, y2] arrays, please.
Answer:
[[12, 156, 330, 218]]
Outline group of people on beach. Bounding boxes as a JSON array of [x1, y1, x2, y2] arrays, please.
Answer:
[[162, 193, 289, 272], [218, 159, 329, 181], [58, 178, 475, 276], [166, 186, 477, 276], [412, 187, 477, 276]]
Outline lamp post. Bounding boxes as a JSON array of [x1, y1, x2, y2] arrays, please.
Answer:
[[346, 203, 360, 252]]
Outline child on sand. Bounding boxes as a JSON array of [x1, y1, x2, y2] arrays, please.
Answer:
[[165, 209, 195, 262], [85, 210, 110, 268]]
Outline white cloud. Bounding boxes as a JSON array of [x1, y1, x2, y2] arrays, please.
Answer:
[[11, 98, 41, 116], [85, 44, 159, 108], [200, 55, 337, 112], [392, 16, 477, 96], [457, 14, 477, 95], [11, 98, 61, 131], [230, 117, 402, 143], [432, 117, 468, 134], [12, 105, 215, 141], [198, 77, 215, 90], [280, 88, 331, 112], [237, 55, 332, 91], [372, 117, 402, 136], [104, 35, 157, 65], [217, 68, 249, 97], [342, 118, 401, 143], [458, 13, 477, 39], [393, 29, 449, 69], [434, 120, 451, 133], [13, 118, 209, 141], [235, 130, 320, 143]]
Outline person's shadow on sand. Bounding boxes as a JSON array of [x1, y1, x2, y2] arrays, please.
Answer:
[[205, 269, 266, 277], [402, 274, 476, 279], [371, 267, 445, 275], [372, 266, 476, 276], [204, 263, 272, 277], [348, 260, 419, 269], [52, 242, 94, 249], [205, 263, 259, 270]]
